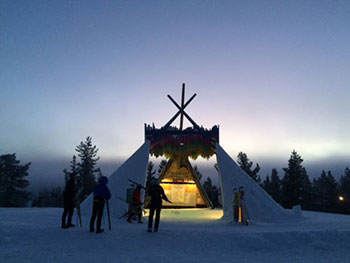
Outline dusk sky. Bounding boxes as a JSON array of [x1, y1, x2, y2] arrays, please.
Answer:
[[1, 1, 349, 187]]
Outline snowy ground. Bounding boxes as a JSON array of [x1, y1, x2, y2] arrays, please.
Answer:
[[1, 208, 350, 263]]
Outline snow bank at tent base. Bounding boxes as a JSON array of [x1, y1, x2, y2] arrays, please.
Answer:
[[1, 208, 350, 263]]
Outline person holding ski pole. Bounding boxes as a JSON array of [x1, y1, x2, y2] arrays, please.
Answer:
[[90, 176, 111, 234], [127, 185, 143, 223], [62, 172, 77, 229], [147, 179, 171, 233]]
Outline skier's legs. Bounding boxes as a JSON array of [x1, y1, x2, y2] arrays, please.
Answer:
[[96, 200, 105, 231], [67, 202, 74, 224], [90, 199, 99, 230], [137, 207, 142, 222], [62, 207, 68, 224], [62, 199, 70, 226], [233, 205, 239, 222], [127, 205, 135, 222], [148, 206, 155, 230], [154, 207, 161, 230]]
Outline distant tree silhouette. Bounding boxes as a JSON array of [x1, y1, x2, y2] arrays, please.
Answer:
[[312, 170, 338, 213], [281, 150, 312, 209], [237, 152, 261, 183], [63, 155, 78, 182], [203, 176, 220, 208], [339, 167, 350, 214], [262, 168, 284, 204], [0, 154, 31, 207], [32, 187, 63, 207], [72, 136, 101, 201]]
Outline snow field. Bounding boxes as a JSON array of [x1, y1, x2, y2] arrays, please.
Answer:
[[1, 208, 350, 263]]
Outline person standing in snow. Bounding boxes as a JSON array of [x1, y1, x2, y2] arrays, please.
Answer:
[[90, 176, 111, 233], [147, 179, 171, 232], [62, 172, 77, 229], [127, 185, 143, 223], [239, 186, 249, 225], [233, 188, 240, 222]]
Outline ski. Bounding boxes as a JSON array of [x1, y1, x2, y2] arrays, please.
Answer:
[[128, 179, 146, 189]]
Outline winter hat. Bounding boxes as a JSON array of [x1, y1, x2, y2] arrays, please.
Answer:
[[152, 179, 159, 185], [100, 176, 109, 185]]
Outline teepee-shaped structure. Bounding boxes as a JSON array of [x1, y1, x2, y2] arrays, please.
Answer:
[[145, 84, 216, 208], [81, 83, 295, 224]]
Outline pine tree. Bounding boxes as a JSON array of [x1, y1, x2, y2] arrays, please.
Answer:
[[237, 152, 261, 183], [203, 176, 220, 207], [75, 136, 100, 200], [262, 175, 271, 193], [269, 168, 282, 204], [312, 170, 338, 213], [63, 155, 78, 182], [0, 154, 31, 207], [281, 150, 312, 209], [339, 167, 350, 214]]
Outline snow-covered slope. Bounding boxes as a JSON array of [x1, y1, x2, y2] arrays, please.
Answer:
[[1, 208, 350, 263]]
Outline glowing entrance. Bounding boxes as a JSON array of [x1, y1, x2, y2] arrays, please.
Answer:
[[145, 83, 219, 208]]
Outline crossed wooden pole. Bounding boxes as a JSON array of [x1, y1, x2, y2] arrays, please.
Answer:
[[163, 83, 199, 130]]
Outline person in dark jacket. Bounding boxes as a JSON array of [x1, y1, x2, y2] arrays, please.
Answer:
[[62, 172, 76, 228], [90, 176, 111, 233], [127, 185, 143, 223], [147, 179, 171, 232]]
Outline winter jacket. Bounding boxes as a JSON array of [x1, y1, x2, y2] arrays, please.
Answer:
[[148, 184, 168, 208], [132, 188, 141, 206], [93, 176, 111, 201], [233, 192, 240, 206], [63, 178, 76, 201]]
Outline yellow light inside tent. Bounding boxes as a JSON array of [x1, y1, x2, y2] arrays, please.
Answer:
[[161, 179, 172, 183]]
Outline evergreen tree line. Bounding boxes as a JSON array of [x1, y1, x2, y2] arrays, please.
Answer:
[[240, 150, 350, 214], [0, 136, 103, 207], [2, 141, 349, 215], [33, 136, 102, 207]]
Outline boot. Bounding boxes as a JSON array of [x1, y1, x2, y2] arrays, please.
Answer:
[[67, 223, 75, 227], [62, 223, 68, 229], [90, 227, 95, 233], [96, 229, 104, 234]]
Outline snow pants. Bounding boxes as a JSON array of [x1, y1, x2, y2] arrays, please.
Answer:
[[148, 205, 161, 230], [90, 197, 105, 231], [62, 199, 74, 225]]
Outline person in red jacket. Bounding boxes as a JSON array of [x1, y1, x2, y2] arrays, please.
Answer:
[[127, 185, 143, 223]]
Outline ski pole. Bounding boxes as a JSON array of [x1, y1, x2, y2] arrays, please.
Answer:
[[107, 200, 111, 231]]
